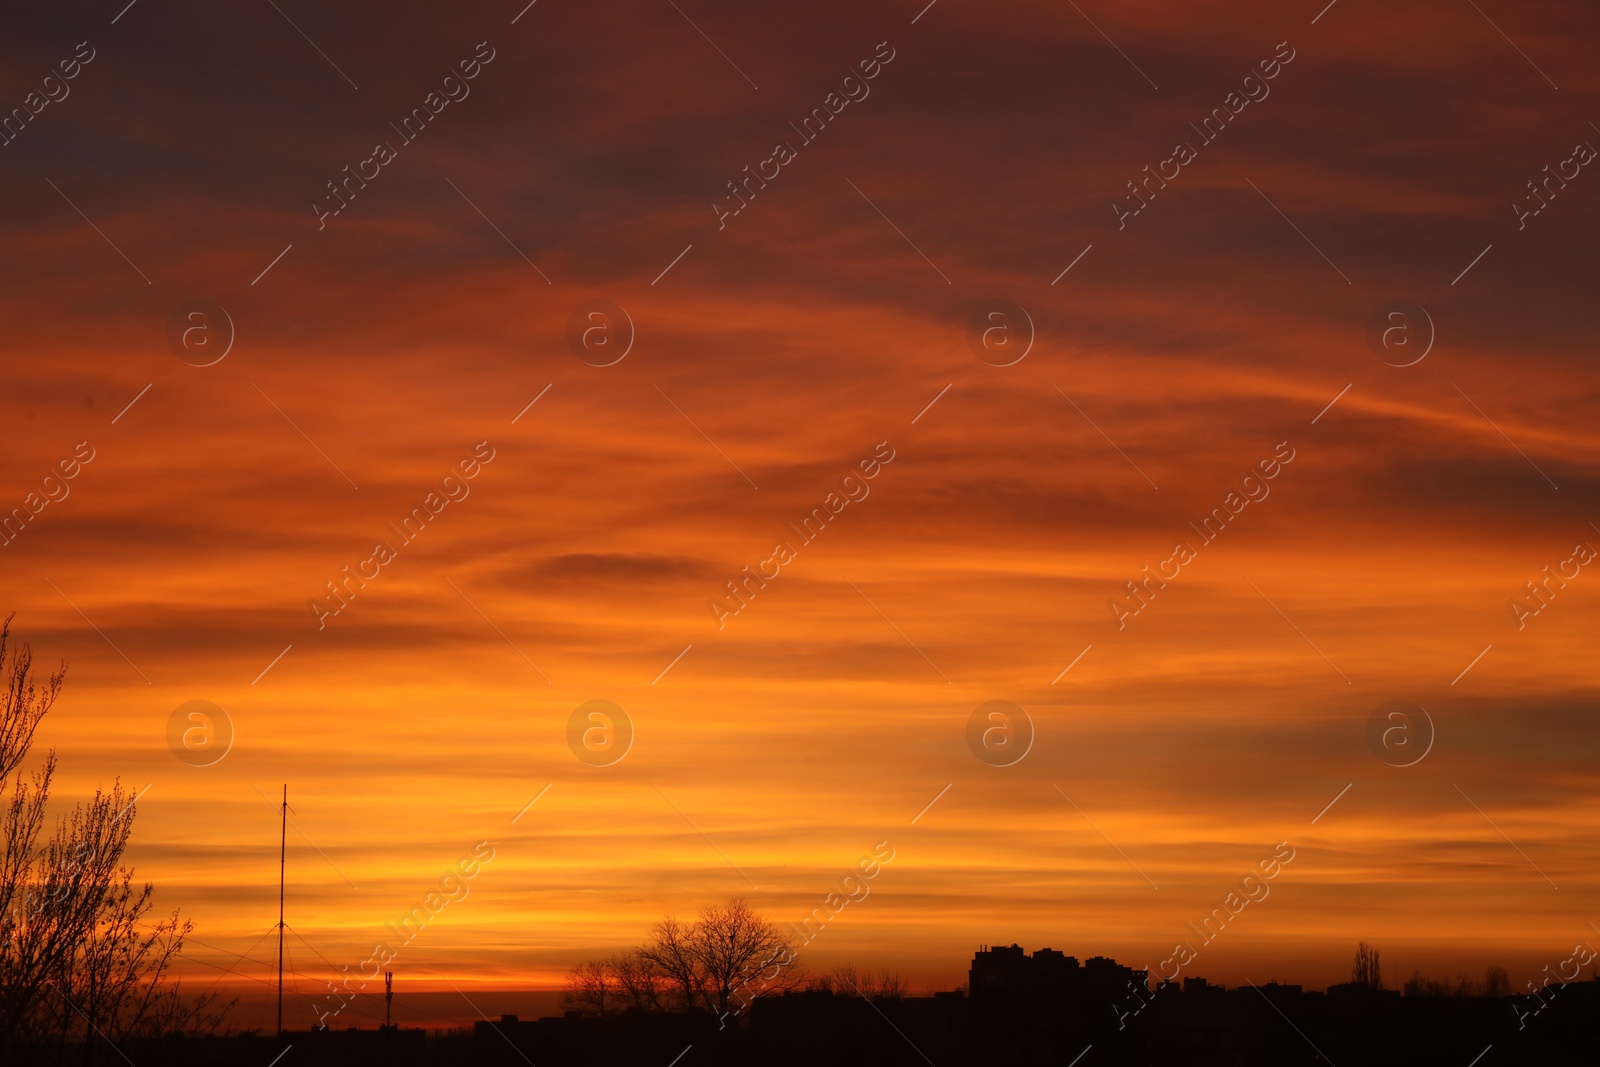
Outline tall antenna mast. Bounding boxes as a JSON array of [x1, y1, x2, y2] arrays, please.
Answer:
[[385, 970, 394, 1027], [277, 784, 287, 1037]]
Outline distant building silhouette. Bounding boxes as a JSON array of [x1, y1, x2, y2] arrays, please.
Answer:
[[969, 943, 1148, 1006]]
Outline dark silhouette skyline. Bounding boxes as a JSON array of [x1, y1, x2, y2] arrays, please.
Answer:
[[30, 939, 1598, 1066]]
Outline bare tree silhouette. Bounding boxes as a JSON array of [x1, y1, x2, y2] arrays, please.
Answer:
[[1402, 964, 1512, 998], [824, 964, 908, 1000], [1352, 942, 1381, 991], [610, 948, 665, 1012], [567, 897, 799, 1017], [0, 615, 227, 1059], [564, 959, 614, 1016], [640, 914, 701, 1013], [693, 898, 794, 1018]]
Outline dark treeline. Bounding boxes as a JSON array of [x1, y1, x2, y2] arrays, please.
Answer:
[[78, 938, 1600, 1067]]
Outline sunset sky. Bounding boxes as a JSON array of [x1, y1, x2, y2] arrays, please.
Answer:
[[3, 0, 1599, 1032]]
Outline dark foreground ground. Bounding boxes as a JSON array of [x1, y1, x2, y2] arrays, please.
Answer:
[[32, 978, 1600, 1066]]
